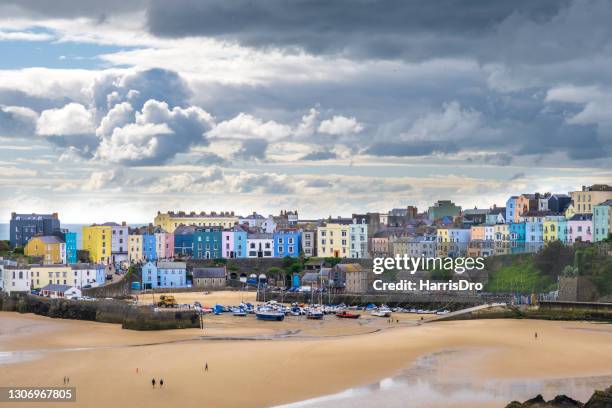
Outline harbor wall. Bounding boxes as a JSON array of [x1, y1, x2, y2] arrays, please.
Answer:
[[0, 293, 199, 330]]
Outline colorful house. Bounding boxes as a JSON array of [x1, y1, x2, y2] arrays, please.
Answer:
[[155, 230, 174, 260], [1, 265, 31, 294], [493, 224, 510, 255], [567, 214, 593, 243], [30, 265, 73, 289], [24, 235, 66, 264], [142, 233, 157, 261], [64, 232, 77, 264], [141, 261, 187, 289], [82, 224, 112, 264], [428, 200, 461, 221], [247, 233, 274, 258], [543, 216, 567, 244], [570, 184, 612, 215], [173, 225, 195, 256], [273, 229, 302, 257], [193, 228, 222, 259], [317, 219, 353, 258], [509, 222, 526, 253], [128, 234, 143, 263], [233, 229, 247, 258], [70, 264, 105, 288], [593, 200, 612, 241], [505, 196, 518, 223], [349, 217, 368, 258]]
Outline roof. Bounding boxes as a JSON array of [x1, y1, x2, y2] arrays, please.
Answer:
[[247, 233, 273, 239], [174, 225, 197, 235], [523, 210, 560, 217], [334, 264, 363, 273], [30, 235, 64, 244], [70, 263, 104, 270], [157, 261, 186, 269], [569, 214, 593, 221], [41, 284, 74, 292], [192, 267, 226, 279], [489, 207, 506, 215], [596, 199, 612, 206], [302, 272, 320, 282]]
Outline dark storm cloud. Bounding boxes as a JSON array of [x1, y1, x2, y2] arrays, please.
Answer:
[[0, 0, 147, 19], [146, 0, 570, 60]]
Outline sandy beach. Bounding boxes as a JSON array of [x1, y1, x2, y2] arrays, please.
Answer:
[[1, 293, 611, 408]]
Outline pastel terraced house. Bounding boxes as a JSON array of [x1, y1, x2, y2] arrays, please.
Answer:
[[543, 216, 567, 243], [593, 200, 612, 241], [30, 264, 72, 289], [128, 234, 143, 263], [82, 222, 128, 264], [317, 218, 353, 258], [567, 214, 593, 243], [24, 235, 66, 264]]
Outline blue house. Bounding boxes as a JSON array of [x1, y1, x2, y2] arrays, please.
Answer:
[[173, 225, 195, 256], [233, 230, 247, 258], [142, 233, 157, 261], [63, 232, 77, 264], [509, 222, 526, 254], [506, 196, 518, 224], [141, 261, 187, 289], [193, 228, 222, 259], [273, 229, 302, 257]]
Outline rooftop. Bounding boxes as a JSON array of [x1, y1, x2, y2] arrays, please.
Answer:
[[192, 267, 226, 279]]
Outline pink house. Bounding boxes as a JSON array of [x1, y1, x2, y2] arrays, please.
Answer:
[[155, 231, 175, 259], [567, 214, 593, 243], [222, 230, 235, 258]]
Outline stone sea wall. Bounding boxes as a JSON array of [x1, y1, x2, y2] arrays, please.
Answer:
[[0, 293, 199, 330]]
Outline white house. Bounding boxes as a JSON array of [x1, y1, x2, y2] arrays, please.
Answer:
[[247, 233, 274, 258], [261, 216, 277, 234], [2, 265, 31, 294], [70, 264, 105, 289], [40, 284, 82, 299], [349, 218, 368, 258]]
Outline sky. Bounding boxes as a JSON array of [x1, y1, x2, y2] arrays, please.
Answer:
[[0, 0, 611, 223]]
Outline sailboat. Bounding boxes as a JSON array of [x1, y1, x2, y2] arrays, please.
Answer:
[[371, 306, 392, 317]]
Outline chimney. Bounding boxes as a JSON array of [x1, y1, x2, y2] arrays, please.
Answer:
[[122, 221, 127, 226]]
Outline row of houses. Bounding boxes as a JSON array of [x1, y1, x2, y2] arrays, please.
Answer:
[[0, 259, 104, 295], [9, 184, 612, 266]]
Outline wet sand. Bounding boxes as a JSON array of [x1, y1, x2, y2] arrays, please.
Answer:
[[1, 297, 611, 408]]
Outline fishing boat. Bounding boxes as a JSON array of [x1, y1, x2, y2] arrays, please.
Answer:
[[289, 306, 302, 316], [306, 308, 324, 320], [256, 308, 285, 321], [371, 306, 392, 317], [336, 311, 360, 319]]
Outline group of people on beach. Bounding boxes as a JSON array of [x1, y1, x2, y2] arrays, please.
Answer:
[[146, 361, 209, 389]]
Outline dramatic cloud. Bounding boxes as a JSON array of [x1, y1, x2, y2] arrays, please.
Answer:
[[96, 99, 214, 165]]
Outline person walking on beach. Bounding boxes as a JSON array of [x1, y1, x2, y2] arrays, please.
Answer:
[[534, 331, 538, 340], [63, 376, 66, 385], [152, 378, 156, 388], [205, 362, 208, 372], [160, 378, 164, 388]]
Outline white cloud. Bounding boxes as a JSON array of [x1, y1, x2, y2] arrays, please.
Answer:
[[96, 99, 214, 164], [318, 115, 364, 136], [0, 30, 54, 41], [37, 103, 95, 136], [0, 105, 38, 137], [208, 113, 292, 141]]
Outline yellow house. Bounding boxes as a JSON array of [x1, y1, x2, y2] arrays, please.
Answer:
[[565, 203, 576, 219], [570, 184, 612, 214], [30, 265, 72, 289], [154, 211, 238, 233], [493, 224, 510, 255], [128, 234, 143, 263], [24, 236, 66, 264], [82, 224, 112, 263], [317, 220, 351, 258]]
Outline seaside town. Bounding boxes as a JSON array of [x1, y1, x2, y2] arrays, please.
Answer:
[[1, 184, 611, 301]]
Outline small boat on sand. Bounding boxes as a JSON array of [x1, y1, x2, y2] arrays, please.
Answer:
[[371, 307, 392, 317], [256, 308, 285, 321], [336, 311, 360, 319]]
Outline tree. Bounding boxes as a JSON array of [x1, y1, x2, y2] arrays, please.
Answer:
[[533, 241, 573, 279]]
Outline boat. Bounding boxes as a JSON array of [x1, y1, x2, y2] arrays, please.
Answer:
[[256, 309, 285, 321], [289, 306, 302, 316], [371, 307, 392, 317], [232, 308, 247, 317], [306, 308, 324, 319], [336, 311, 360, 319]]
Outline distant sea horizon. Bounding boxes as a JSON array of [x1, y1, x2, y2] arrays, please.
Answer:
[[0, 223, 146, 250]]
